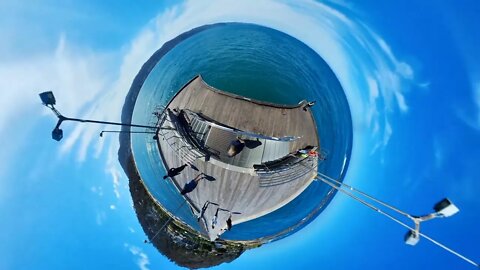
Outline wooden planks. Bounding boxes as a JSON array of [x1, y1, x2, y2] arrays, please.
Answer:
[[158, 75, 320, 240], [168, 76, 319, 148]]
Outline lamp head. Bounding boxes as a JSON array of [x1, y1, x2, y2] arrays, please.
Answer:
[[434, 198, 459, 217], [404, 230, 420, 246], [39, 91, 56, 106], [52, 128, 63, 141]]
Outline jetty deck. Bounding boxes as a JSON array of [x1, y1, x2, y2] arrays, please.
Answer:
[[157, 75, 320, 240]]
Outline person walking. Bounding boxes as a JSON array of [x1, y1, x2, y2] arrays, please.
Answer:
[[180, 174, 203, 195]]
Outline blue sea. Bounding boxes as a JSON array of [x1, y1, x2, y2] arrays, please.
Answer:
[[131, 23, 352, 241]]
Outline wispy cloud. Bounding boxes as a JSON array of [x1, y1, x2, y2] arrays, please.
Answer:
[[441, 6, 480, 132], [433, 137, 445, 169], [466, 79, 480, 130], [0, 28, 132, 204], [457, 77, 480, 131], [96, 210, 106, 226], [125, 243, 150, 270], [0, 0, 418, 206], [0, 33, 114, 199], [352, 26, 416, 153], [90, 186, 104, 196]]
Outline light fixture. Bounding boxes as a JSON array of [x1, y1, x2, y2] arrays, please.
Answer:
[[39, 91, 56, 106], [39, 91, 159, 141]]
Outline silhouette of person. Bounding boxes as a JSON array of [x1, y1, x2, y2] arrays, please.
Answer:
[[212, 207, 220, 229], [226, 215, 233, 231], [163, 164, 188, 179]]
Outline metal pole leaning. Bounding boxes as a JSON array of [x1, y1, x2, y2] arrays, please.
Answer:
[[317, 172, 413, 219], [294, 159, 477, 267], [99, 130, 157, 137], [61, 115, 157, 129], [315, 174, 479, 268], [39, 91, 159, 141]]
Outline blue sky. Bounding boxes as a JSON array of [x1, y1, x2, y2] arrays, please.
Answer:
[[1, 0, 479, 269]]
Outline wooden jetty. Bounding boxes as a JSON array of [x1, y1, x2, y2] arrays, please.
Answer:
[[156, 75, 320, 240]]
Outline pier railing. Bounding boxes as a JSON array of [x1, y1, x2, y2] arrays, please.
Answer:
[[254, 156, 318, 187]]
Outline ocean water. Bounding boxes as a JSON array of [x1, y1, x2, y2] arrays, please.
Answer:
[[131, 23, 352, 241]]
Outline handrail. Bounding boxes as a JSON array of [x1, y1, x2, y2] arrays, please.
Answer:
[[183, 109, 299, 142]]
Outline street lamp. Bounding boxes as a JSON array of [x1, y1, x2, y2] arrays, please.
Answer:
[[314, 172, 478, 267], [39, 91, 159, 141], [405, 198, 460, 246]]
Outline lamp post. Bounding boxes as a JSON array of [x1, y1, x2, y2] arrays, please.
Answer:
[[99, 130, 162, 140], [39, 91, 159, 141], [314, 172, 480, 268], [99, 130, 157, 137], [404, 198, 460, 246]]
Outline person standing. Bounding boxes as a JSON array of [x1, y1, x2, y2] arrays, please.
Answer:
[[226, 215, 233, 231], [211, 207, 220, 229]]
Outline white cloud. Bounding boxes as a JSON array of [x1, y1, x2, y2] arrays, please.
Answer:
[[0, 0, 418, 207], [366, 77, 379, 131], [383, 118, 392, 146], [106, 141, 123, 199], [0, 33, 115, 202], [125, 244, 150, 270], [342, 23, 416, 153], [0, 36, 107, 134], [0, 32, 130, 202], [136, 0, 416, 156]]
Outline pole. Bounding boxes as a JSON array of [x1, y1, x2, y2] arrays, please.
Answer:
[[318, 171, 413, 219], [61, 115, 157, 129], [100, 130, 156, 133], [316, 174, 480, 268], [41, 93, 161, 141], [297, 160, 478, 267]]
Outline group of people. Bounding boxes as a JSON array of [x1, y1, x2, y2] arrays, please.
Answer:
[[198, 200, 239, 234], [164, 163, 237, 236], [296, 146, 326, 160]]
